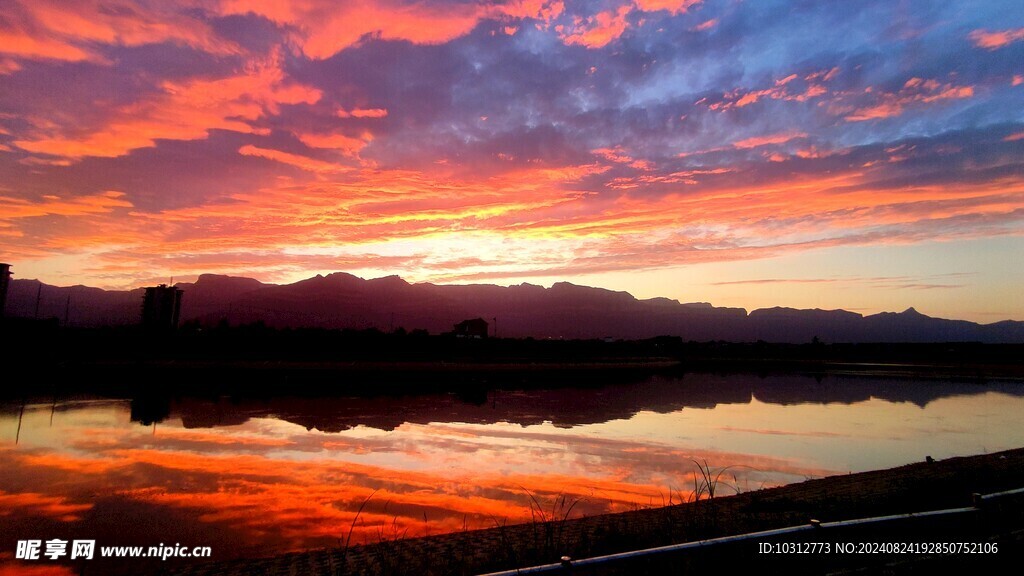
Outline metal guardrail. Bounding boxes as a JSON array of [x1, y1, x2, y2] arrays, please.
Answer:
[[476, 485, 1023, 576], [978, 486, 1024, 501]]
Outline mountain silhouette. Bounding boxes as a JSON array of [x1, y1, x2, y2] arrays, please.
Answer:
[[5, 273, 1023, 343]]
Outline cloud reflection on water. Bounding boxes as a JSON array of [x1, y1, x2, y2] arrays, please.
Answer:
[[2, 373, 1024, 569]]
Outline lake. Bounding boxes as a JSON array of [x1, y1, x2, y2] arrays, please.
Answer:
[[2, 372, 1023, 572]]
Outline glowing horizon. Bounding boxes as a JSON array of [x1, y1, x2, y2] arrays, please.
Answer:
[[1, 1, 1023, 322]]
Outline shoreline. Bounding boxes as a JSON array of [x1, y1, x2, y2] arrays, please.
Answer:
[[4, 356, 1021, 401]]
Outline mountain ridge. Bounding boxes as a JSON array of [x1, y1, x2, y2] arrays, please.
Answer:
[[5, 273, 1023, 343]]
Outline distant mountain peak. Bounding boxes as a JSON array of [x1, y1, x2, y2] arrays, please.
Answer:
[[192, 274, 266, 291], [369, 274, 408, 285], [196, 273, 260, 283], [645, 297, 682, 306], [902, 306, 922, 315], [296, 272, 360, 286]]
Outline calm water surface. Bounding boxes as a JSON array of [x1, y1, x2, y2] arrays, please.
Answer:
[[2, 373, 1023, 571]]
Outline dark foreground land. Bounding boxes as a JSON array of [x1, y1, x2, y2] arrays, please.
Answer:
[[3, 323, 1024, 400], [164, 448, 1024, 576]]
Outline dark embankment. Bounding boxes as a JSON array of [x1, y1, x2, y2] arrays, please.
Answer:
[[2, 321, 1023, 399]]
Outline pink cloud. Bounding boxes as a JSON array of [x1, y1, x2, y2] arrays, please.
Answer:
[[775, 73, 798, 86], [968, 27, 1024, 50], [0, 58, 21, 74], [692, 18, 717, 31]]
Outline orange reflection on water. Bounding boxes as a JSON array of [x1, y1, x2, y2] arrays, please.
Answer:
[[3, 425, 819, 551], [0, 491, 92, 522], [0, 404, 827, 560], [4, 375, 1024, 571]]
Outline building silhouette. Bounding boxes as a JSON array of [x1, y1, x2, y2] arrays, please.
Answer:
[[453, 318, 488, 339], [0, 263, 10, 318], [142, 284, 183, 330]]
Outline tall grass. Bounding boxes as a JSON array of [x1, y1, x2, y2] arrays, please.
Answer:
[[691, 459, 737, 501], [333, 489, 378, 576], [520, 486, 583, 560]]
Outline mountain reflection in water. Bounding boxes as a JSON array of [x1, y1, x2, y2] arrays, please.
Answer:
[[2, 373, 1023, 574]]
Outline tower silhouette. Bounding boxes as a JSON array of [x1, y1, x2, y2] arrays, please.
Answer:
[[141, 284, 183, 330], [0, 263, 11, 318]]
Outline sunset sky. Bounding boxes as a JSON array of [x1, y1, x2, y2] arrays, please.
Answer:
[[1, 0, 1022, 321]]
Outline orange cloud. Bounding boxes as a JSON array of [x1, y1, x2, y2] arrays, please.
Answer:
[[485, 168, 1024, 269], [220, 0, 487, 59], [337, 108, 389, 119], [17, 156, 74, 167], [733, 132, 807, 149], [0, 28, 93, 62], [503, 0, 565, 17], [6, 103, 1024, 292], [13, 52, 321, 159], [0, 191, 133, 219], [11, 153, 1024, 288], [845, 78, 973, 121], [0, 0, 238, 63], [706, 72, 833, 111], [844, 102, 903, 121], [297, 131, 373, 156], [560, 5, 631, 48], [592, 146, 645, 165], [793, 146, 840, 159], [30, 161, 605, 265], [968, 27, 1024, 50], [635, 0, 703, 15], [239, 145, 350, 173]]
